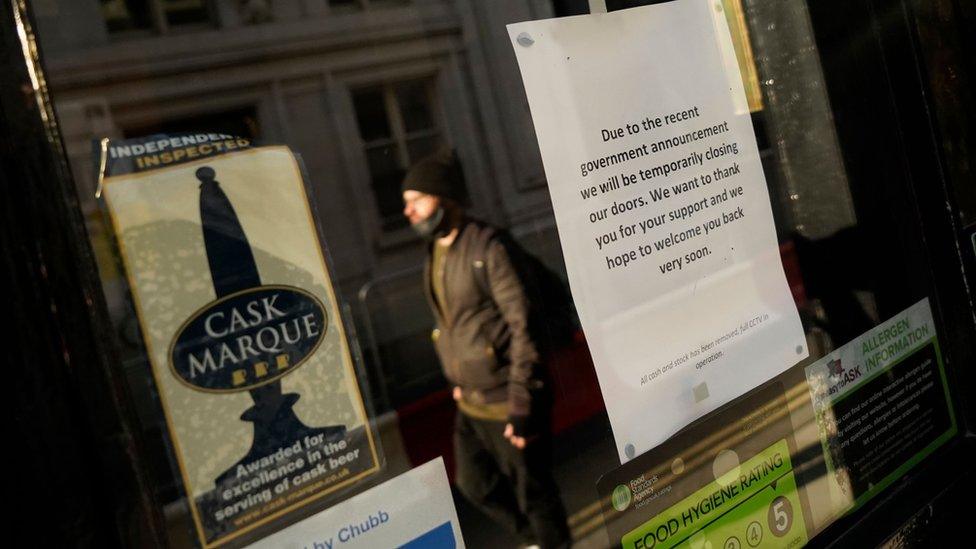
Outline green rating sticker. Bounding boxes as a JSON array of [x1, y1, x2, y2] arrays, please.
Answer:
[[622, 440, 807, 549]]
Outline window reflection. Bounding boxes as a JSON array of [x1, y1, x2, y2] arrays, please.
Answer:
[[352, 80, 443, 231], [100, 0, 153, 32], [162, 0, 210, 27], [121, 106, 260, 141], [100, 0, 211, 34]]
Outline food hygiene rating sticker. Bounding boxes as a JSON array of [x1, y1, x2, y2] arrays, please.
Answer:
[[622, 440, 806, 549], [598, 383, 810, 549]]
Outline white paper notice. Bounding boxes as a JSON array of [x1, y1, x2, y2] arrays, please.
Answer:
[[508, 0, 807, 461], [248, 458, 464, 549]]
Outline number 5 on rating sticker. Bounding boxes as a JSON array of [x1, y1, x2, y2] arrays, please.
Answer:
[[768, 496, 794, 537]]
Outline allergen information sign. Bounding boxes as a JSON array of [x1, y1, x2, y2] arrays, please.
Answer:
[[98, 134, 381, 547], [508, 0, 807, 461], [804, 298, 956, 516]]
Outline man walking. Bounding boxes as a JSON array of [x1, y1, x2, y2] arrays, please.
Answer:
[[402, 149, 570, 548]]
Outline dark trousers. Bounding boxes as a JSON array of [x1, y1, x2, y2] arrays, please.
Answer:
[[454, 412, 571, 548]]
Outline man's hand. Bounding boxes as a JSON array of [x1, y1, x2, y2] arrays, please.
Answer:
[[453, 386, 462, 401], [505, 415, 536, 449], [504, 423, 529, 449]]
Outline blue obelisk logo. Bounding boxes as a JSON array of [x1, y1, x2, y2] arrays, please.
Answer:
[[196, 166, 345, 485]]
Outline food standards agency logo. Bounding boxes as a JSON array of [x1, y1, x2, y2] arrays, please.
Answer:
[[612, 484, 632, 511]]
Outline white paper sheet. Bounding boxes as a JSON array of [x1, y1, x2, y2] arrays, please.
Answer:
[[508, 0, 807, 461], [248, 458, 464, 548]]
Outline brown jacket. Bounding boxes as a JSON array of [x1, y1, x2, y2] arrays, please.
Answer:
[[424, 219, 539, 417]]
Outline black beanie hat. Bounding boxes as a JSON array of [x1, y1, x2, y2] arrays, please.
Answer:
[[401, 147, 467, 204]]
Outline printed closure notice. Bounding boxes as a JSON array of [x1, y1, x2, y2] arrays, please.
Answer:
[[509, 0, 806, 460]]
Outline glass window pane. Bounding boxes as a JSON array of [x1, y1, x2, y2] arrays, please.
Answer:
[[328, 0, 362, 12], [121, 106, 261, 140], [163, 0, 210, 27], [353, 88, 392, 142], [370, 0, 411, 7], [396, 80, 435, 134], [405, 135, 440, 165], [100, 0, 153, 33], [365, 145, 407, 229], [28, 0, 973, 547]]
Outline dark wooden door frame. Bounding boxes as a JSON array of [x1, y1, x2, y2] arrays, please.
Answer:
[[0, 1, 162, 546]]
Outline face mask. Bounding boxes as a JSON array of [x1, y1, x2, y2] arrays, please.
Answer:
[[411, 206, 449, 239]]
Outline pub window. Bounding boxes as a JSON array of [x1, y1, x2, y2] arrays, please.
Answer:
[[352, 79, 443, 231], [100, 0, 213, 34]]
